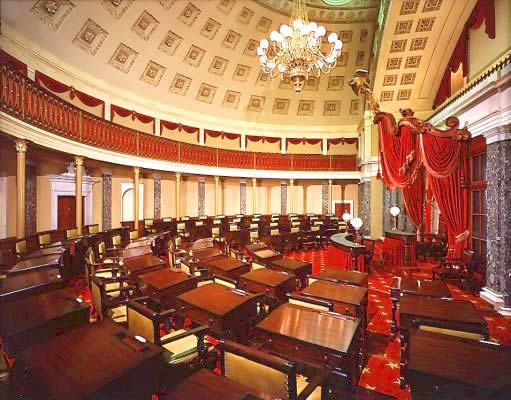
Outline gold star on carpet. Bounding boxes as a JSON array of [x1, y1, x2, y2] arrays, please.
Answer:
[[386, 361, 399, 370], [365, 384, 376, 390], [362, 367, 371, 375]]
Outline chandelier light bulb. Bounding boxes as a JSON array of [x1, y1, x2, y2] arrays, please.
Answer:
[[328, 32, 338, 43], [256, 47, 265, 56], [278, 64, 286, 73], [293, 19, 304, 30], [315, 26, 326, 37], [279, 24, 289, 34], [309, 22, 318, 31], [334, 40, 343, 50], [270, 31, 280, 42], [259, 39, 269, 49]]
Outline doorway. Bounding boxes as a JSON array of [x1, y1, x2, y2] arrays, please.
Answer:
[[57, 195, 84, 229], [333, 200, 353, 217]]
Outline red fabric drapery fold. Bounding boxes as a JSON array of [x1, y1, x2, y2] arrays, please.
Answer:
[[0, 50, 27, 76], [111, 104, 154, 124], [246, 135, 281, 144], [160, 120, 199, 134], [433, 0, 495, 108], [286, 138, 322, 146], [424, 181, 434, 234], [204, 129, 240, 144], [327, 137, 358, 149], [35, 71, 105, 113], [420, 134, 461, 178]]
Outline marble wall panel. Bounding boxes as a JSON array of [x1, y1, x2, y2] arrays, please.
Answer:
[[102, 173, 112, 230], [154, 175, 161, 219], [240, 180, 246, 214], [198, 179, 205, 216], [25, 165, 37, 235], [281, 182, 287, 215]]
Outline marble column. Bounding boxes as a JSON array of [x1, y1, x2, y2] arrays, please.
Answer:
[[328, 180, 333, 213], [322, 181, 328, 214], [154, 175, 161, 219], [198, 177, 205, 216], [133, 167, 140, 232], [15, 140, 27, 239], [102, 170, 112, 230], [289, 179, 294, 213], [214, 176, 221, 216], [482, 138, 511, 314], [252, 178, 257, 214], [358, 180, 371, 236], [280, 181, 287, 215], [75, 156, 84, 236], [25, 164, 37, 236], [175, 173, 181, 218], [240, 180, 246, 214]]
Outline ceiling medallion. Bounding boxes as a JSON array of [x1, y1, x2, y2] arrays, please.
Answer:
[[257, 0, 343, 92]]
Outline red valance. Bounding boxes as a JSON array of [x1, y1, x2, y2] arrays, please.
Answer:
[[111, 104, 154, 125], [204, 129, 240, 143], [327, 137, 358, 148], [246, 135, 281, 144], [0, 50, 27, 76], [286, 138, 322, 146], [35, 71, 104, 113], [160, 120, 199, 134]]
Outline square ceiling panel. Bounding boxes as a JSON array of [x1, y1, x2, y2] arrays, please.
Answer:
[[356, 51, 366, 66], [327, 76, 344, 91], [196, 83, 217, 104], [255, 71, 271, 87], [159, 0, 176, 10], [401, 72, 416, 85], [169, 73, 192, 96], [201, 18, 221, 40], [297, 100, 315, 116], [380, 90, 394, 102], [183, 45, 206, 67], [132, 11, 159, 41], [232, 64, 251, 82], [237, 7, 254, 25], [178, 2, 201, 27], [247, 95, 265, 112], [423, 0, 442, 12], [223, 30, 241, 50], [256, 17, 272, 33], [279, 76, 293, 90], [209, 56, 229, 76], [140, 61, 166, 86], [222, 90, 241, 109], [323, 101, 341, 116], [410, 37, 428, 51], [102, 0, 133, 19], [31, 0, 75, 31], [383, 74, 397, 86], [405, 55, 421, 68], [217, 0, 236, 15], [386, 57, 402, 70], [397, 89, 412, 100], [395, 20, 413, 35], [73, 18, 108, 56], [108, 43, 138, 73], [350, 100, 360, 115], [244, 39, 259, 56], [400, 0, 419, 15], [337, 52, 349, 67], [272, 98, 290, 115], [339, 30, 353, 43], [390, 39, 407, 53], [159, 31, 183, 55], [360, 29, 369, 42], [303, 76, 320, 91], [416, 17, 435, 32]]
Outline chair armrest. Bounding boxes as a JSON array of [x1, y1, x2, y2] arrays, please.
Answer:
[[296, 369, 330, 400]]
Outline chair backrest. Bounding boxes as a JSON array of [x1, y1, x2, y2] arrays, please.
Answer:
[[129, 230, 139, 241], [250, 231, 259, 240], [90, 277, 105, 320], [181, 216, 190, 221], [220, 339, 296, 400], [66, 228, 78, 239], [127, 297, 160, 344], [270, 222, 278, 228], [195, 221, 204, 227], [98, 241, 106, 256], [233, 218, 241, 223], [287, 294, 333, 312], [270, 229, 280, 236], [230, 224, 239, 231], [213, 219, 221, 225], [15, 239, 27, 256], [177, 223, 186, 231], [38, 233, 52, 246], [212, 227, 220, 236], [291, 227, 299, 233], [145, 219, 154, 226], [214, 275, 237, 289], [163, 217, 172, 222], [112, 234, 122, 246], [311, 226, 320, 232], [88, 224, 99, 233]]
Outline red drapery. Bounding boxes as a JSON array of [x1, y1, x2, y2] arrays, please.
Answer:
[[35, 71, 104, 115], [433, 0, 495, 108], [160, 120, 200, 134], [329, 246, 365, 272], [0, 50, 27, 76], [246, 135, 281, 144], [111, 104, 154, 124], [204, 129, 240, 145], [424, 181, 434, 234], [383, 237, 416, 266], [286, 138, 322, 146], [376, 111, 470, 258], [327, 137, 358, 149]]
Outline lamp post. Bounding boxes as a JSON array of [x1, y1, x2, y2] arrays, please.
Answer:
[[390, 206, 401, 231], [342, 212, 352, 233], [350, 217, 363, 242]]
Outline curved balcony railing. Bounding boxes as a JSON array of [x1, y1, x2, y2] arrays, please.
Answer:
[[0, 63, 358, 172]]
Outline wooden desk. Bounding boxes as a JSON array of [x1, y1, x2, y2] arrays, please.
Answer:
[[123, 254, 166, 278], [268, 258, 312, 289], [390, 278, 452, 336], [255, 303, 362, 389], [238, 268, 296, 309], [0, 287, 89, 354], [176, 283, 262, 341], [252, 249, 282, 265], [9, 254, 62, 274], [204, 257, 251, 279], [12, 318, 163, 400], [398, 295, 488, 388], [313, 268, 368, 287], [162, 368, 264, 400], [138, 268, 197, 308], [406, 328, 511, 399], [21, 246, 66, 259], [0, 268, 63, 302], [301, 280, 368, 367]]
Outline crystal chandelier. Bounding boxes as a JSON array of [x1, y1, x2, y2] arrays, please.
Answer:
[[257, 0, 343, 92]]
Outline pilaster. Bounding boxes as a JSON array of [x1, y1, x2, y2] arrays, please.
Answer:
[[102, 170, 112, 230]]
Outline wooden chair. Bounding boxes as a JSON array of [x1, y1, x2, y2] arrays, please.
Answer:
[[38, 233, 52, 247], [84, 247, 122, 287], [287, 293, 333, 312], [218, 339, 326, 400], [127, 297, 210, 368], [90, 275, 134, 324], [88, 224, 99, 234], [66, 228, 79, 239], [432, 249, 476, 290], [15, 239, 27, 260], [129, 230, 139, 243], [144, 219, 156, 235]]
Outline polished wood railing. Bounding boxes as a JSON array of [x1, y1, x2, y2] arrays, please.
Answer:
[[0, 63, 357, 171]]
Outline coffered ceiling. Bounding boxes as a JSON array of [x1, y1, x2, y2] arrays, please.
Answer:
[[0, 0, 378, 128]]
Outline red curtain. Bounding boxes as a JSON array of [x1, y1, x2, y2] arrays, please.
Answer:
[[0, 50, 27, 76], [204, 129, 240, 144], [424, 182, 434, 234], [286, 138, 322, 146], [35, 71, 105, 114], [160, 120, 199, 134], [327, 137, 358, 149], [111, 104, 154, 124], [329, 246, 365, 272], [246, 135, 281, 144]]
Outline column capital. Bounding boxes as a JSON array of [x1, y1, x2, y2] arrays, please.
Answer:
[[252, 177, 257, 185], [328, 179, 333, 185], [214, 175, 220, 183], [133, 166, 140, 175], [176, 172, 182, 179], [289, 178, 294, 185], [15, 139, 28, 153], [74, 156, 84, 166]]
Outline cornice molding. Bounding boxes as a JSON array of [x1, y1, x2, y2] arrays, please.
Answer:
[[0, 112, 361, 181]]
